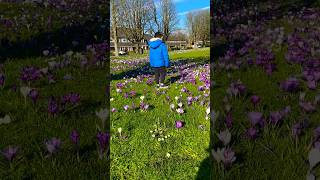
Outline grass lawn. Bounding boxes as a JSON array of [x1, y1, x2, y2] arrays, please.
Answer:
[[110, 48, 211, 179], [0, 2, 109, 179]]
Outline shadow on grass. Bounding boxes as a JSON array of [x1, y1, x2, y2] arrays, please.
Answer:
[[111, 57, 209, 81], [0, 16, 107, 62], [195, 148, 211, 180]]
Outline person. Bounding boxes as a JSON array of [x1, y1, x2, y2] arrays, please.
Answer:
[[147, 32, 170, 88]]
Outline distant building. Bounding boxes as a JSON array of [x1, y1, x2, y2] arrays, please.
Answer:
[[110, 27, 188, 52]]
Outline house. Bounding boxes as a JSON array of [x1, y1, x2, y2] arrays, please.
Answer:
[[110, 27, 188, 52], [110, 28, 152, 52]]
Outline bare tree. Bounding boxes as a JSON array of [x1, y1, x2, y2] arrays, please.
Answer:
[[167, 30, 187, 41], [117, 0, 154, 54], [111, 0, 119, 56], [196, 10, 210, 47], [186, 12, 196, 47], [186, 9, 210, 48], [150, 0, 179, 41]]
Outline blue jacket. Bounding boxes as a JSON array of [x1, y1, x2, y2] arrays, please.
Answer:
[[148, 38, 170, 67]]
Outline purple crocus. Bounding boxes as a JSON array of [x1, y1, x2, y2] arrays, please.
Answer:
[[307, 80, 317, 90], [0, 73, 5, 88], [62, 93, 80, 105], [248, 112, 264, 127], [96, 131, 110, 159], [175, 120, 184, 128], [140, 102, 149, 111], [1, 146, 18, 161], [225, 113, 233, 128], [129, 90, 136, 97], [45, 137, 61, 154], [314, 126, 320, 140], [111, 108, 117, 112], [280, 78, 299, 92], [228, 80, 246, 96], [269, 111, 283, 125], [48, 97, 59, 116], [292, 123, 303, 137], [123, 105, 129, 111], [187, 96, 193, 105], [20, 66, 41, 84], [222, 148, 236, 168], [250, 95, 261, 107], [246, 127, 258, 140], [70, 130, 80, 145], [28, 89, 39, 104], [299, 101, 316, 113]]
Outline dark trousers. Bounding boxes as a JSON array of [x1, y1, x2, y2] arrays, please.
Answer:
[[153, 67, 166, 84]]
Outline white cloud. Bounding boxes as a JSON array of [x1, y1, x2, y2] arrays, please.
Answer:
[[178, 6, 210, 16]]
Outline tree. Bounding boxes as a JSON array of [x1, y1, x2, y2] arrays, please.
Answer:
[[196, 10, 210, 47], [111, 0, 119, 56], [167, 30, 187, 41], [150, 0, 179, 41], [117, 0, 154, 54], [186, 12, 196, 46], [186, 9, 210, 47]]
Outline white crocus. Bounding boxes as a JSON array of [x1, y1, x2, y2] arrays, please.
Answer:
[[0, 115, 11, 125], [96, 108, 109, 129]]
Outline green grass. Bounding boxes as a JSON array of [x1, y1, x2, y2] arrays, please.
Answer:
[[110, 48, 210, 179], [111, 48, 209, 61], [0, 56, 109, 179]]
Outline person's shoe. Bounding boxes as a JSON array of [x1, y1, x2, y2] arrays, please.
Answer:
[[159, 83, 168, 89]]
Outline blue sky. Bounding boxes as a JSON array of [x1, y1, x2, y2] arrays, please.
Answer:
[[173, 0, 210, 29]]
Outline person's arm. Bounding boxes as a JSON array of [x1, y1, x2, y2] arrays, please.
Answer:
[[162, 43, 170, 67]]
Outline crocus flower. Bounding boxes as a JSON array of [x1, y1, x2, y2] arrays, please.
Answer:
[[307, 80, 317, 90], [175, 120, 184, 128], [246, 127, 258, 140], [250, 95, 261, 107], [0, 73, 5, 88], [269, 111, 283, 125], [48, 97, 59, 116], [140, 102, 149, 111], [218, 129, 231, 145], [314, 126, 320, 140], [170, 104, 175, 111], [176, 108, 184, 114], [248, 112, 264, 127], [225, 113, 233, 128], [299, 101, 316, 113], [292, 123, 303, 137], [96, 131, 110, 159], [70, 130, 80, 145], [212, 147, 236, 168], [280, 78, 299, 92], [228, 80, 246, 96], [111, 108, 117, 112], [124, 105, 129, 111], [28, 89, 39, 104], [1, 146, 18, 161], [45, 137, 61, 154]]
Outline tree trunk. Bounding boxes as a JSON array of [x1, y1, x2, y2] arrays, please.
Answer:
[[111, 0, 119, 57], [112, 26, 119, 57]]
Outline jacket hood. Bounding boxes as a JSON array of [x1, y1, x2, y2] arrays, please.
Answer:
[[148, 38, 163, 49]]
